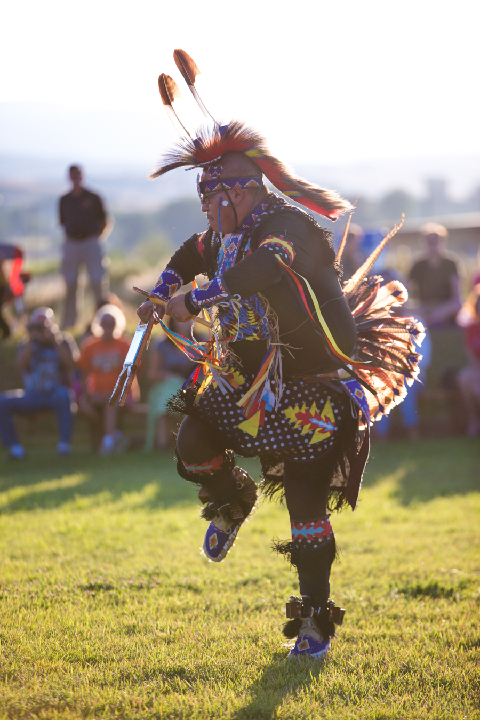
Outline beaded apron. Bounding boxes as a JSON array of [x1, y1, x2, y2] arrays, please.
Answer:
[[186, 362, 355, 461]]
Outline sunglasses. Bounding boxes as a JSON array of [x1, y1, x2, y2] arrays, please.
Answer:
[[199, 187, 224, 205], [197, 174, 263, 203]]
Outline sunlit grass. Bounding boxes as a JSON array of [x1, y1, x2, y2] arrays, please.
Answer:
[[0, 438, 478, 719]]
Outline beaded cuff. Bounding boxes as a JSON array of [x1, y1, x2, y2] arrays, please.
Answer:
[[151, 267, 183, 302], [189, 275, 230, 310]]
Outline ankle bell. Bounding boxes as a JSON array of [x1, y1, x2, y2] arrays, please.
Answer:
[[285, 595, 346, 625]]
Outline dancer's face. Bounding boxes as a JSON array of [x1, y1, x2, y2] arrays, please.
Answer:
[[199, 170, 240, 235]]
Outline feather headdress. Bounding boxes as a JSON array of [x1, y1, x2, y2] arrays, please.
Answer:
[[151, 120, 352, 221], [173, 49, 215, 122]]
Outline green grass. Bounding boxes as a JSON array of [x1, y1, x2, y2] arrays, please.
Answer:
[[0, 438, 479, 719]]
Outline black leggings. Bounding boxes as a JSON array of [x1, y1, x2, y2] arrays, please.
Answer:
[[177, 415, 335, 606], [176, 416, 330, 523]]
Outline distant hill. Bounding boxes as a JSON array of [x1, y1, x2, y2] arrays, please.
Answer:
[[2, 101, 480, 207], [2, 101, 480, 261]]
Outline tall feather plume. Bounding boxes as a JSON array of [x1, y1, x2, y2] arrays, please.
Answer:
[[343, 214, 405, 298], [158, 73, 192, 138], [173, 49, 216, 122], [150, 120, 351, 220], [336, 199, 358, 263]]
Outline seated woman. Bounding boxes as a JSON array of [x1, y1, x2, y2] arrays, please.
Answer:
[[144, 317, 193, 451], [0, 251, 13, 339], [457, 285, 480, 437], [0, 307, 78, 458], [78, 304, 139, 454]]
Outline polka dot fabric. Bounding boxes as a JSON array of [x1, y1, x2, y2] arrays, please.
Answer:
[[190, 363, 350, 462]]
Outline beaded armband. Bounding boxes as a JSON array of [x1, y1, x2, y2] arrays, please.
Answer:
[[258, 235, 295, 267], [151, 267, 183, 302], [285, 596, 345, 625], [291, 517, 334, 549]]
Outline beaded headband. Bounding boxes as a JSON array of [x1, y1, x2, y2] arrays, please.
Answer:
[[197, 175, 263, 200]]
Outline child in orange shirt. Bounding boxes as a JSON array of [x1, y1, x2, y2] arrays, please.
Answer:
[[78, 305, 138, 454]]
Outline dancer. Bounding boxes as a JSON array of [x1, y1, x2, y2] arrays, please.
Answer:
[[136, 50, 424, 659]]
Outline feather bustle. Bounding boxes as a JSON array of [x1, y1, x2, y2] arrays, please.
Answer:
[[344, 275, 425, 423]]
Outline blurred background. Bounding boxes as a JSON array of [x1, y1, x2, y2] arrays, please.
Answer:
[[1, 0, 479, 454]]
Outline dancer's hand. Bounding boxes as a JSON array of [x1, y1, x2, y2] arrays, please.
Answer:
[[137, 301, 164, 323], [166, 294, 195, 322]]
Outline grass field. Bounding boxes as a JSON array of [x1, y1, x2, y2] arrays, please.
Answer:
[[0, 437, 479, 719]]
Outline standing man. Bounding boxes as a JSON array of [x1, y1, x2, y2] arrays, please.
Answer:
[[409, 223, 464, 389], [59, 165, 109, 328], [409, 223, 462, 329]]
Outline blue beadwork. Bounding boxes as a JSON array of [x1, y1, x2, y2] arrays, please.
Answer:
[[203, 519, 242, 562], [288, 636, 331, 659]]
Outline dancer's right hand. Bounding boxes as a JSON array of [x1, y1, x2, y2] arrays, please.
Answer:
[[137, 300, 165, 324]]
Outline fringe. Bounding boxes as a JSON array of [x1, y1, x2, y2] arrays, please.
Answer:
[[272, 538, 293, 559], [200, 470, 258, 523], [283, 618, 303, 639], [166, 382, 204, 418], [282, 615, 335, 640], [201, 501, 237, 524], [272, 537, 338, 566]]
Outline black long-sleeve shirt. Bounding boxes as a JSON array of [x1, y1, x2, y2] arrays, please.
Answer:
[[164, 211, 356, 377], [59, 189, 107, 241]]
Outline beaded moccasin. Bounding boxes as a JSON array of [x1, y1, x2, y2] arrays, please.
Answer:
[[202, 467, 257, 562]]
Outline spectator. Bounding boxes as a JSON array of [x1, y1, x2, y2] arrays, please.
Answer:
[[409, 223, 462, 328], [0, 307, 78, 459], [470, 244, 480, 289], [144, 318, 193, 451], [59, 165, 110, 329], [340, 224, 366, 282], [79, 292, 124, 346], [457, 285, 480, 437], [78, 304, 137, 455], [0, 250, 12, 339]]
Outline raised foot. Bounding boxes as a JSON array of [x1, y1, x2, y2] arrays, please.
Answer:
[[201, 467, 258, 562]]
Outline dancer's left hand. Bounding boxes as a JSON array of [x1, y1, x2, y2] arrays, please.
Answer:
[[166, 294, 195, 322]]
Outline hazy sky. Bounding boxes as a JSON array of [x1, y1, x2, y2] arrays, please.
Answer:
[[2, 0, 479, 166]]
